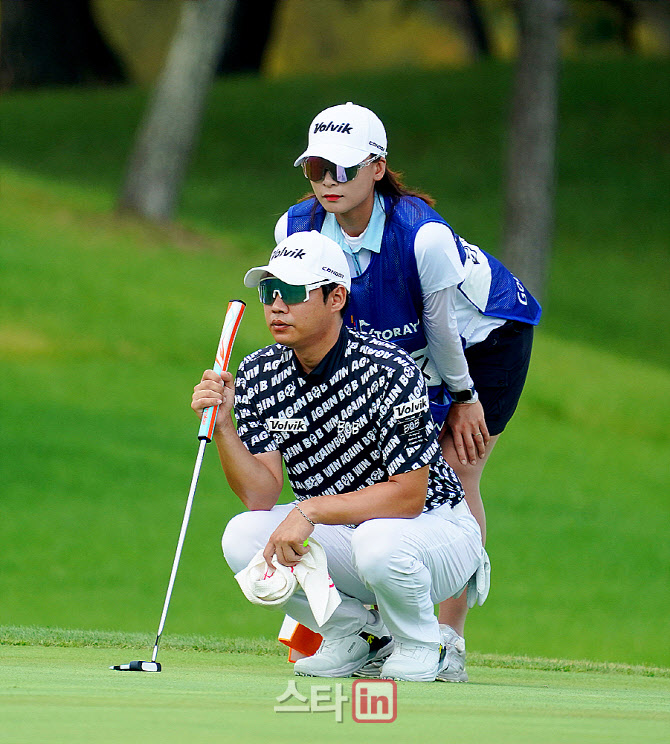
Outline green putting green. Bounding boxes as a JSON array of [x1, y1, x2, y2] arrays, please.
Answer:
[[1, 640, 668, 744]]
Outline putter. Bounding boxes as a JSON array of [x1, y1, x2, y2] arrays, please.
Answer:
[[111, 300, 246, 673]]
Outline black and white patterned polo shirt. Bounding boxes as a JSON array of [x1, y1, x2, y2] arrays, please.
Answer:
[[234, 326, 464, 513]]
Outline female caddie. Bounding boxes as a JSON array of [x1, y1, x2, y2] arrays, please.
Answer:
[[275, 102, 541, 680]]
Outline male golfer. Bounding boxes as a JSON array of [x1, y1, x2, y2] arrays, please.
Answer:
[[191, 231, 484, 682]]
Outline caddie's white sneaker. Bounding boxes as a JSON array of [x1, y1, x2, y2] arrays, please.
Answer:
[[435, 624, 468, 682], [293, 610, 393, 678], [380, 639, 443, 682]]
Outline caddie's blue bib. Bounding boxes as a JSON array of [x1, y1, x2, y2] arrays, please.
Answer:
[[286, 195, 541, 425]]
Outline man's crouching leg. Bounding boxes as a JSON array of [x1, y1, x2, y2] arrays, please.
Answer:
[[222, 509, 393, 678], [350, 510, 481, 682], [221, 506, 291, 573]]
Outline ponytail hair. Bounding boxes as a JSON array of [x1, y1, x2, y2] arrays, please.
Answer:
[[375, 166, 436, 208]]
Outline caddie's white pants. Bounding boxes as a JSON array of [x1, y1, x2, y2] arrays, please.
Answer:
[[222, 501, 482, 645]]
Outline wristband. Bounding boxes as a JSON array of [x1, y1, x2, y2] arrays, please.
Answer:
[[294, 503, 315, 527]]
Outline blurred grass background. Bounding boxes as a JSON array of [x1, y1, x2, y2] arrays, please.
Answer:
[[1, 59, 669, 666]]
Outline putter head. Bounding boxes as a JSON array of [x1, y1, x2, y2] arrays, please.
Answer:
[[110, 660, 161, 672]]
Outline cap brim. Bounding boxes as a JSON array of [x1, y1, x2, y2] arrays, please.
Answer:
[[293, 143, 376, 168], [243, 266, 271, 288]]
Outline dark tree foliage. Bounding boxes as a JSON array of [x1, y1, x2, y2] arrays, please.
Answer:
[[0, 0, 125, 89], [460, 0, 491, 57], [583, 0, 638, 51], [217, 0, 279, 74]]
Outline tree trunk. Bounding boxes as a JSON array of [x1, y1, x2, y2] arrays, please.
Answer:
[[501, 0, 564, 302], [118, 0, 235, 222]]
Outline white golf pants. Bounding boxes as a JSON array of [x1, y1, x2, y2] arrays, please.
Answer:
[[222, 501, 482, 645]]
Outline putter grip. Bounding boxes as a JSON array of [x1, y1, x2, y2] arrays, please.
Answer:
[[198, 300, 246, 442]]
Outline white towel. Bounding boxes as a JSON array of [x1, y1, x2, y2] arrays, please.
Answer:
[[234, 538, 341, 626]]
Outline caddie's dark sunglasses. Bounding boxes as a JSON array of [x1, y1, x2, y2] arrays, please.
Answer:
[[301, 155, 379, 183]]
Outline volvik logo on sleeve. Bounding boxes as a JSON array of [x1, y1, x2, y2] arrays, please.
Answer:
[[393, 396, 429, 422], [267, 417, 308, 433], [313, 121, 354, 135]]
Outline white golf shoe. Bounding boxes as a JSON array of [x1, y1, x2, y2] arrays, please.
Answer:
[[355, 624, 469, 682], [293, 610, 393, 678], [435, 624, 468, 682], [352, 657, 384, 678], [380, 639, 444, 682]]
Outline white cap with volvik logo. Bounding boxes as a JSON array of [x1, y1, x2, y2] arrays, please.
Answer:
[[244, 231, 352, 291], [293, 102, 387, 168]]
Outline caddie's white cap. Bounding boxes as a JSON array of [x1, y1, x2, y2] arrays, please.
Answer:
[[244, 231, 351, 291], [293, 102, 387, 168]]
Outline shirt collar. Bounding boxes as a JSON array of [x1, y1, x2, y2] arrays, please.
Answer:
[[290, 324, 349, 383], [321, 192, 386, 256]]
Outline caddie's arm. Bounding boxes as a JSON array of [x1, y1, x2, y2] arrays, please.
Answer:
[[422, 286, 489, 464], [192, 369, 283, 510]]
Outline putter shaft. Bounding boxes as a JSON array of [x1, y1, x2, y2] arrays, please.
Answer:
[[151, 438, 208, 662]]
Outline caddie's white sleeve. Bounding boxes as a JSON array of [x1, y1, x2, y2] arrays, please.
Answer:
[[422, 287, 474, 393], [414, 222, 466, 294], [414, 222, 473, 392], [274, 211, 289, 244]]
